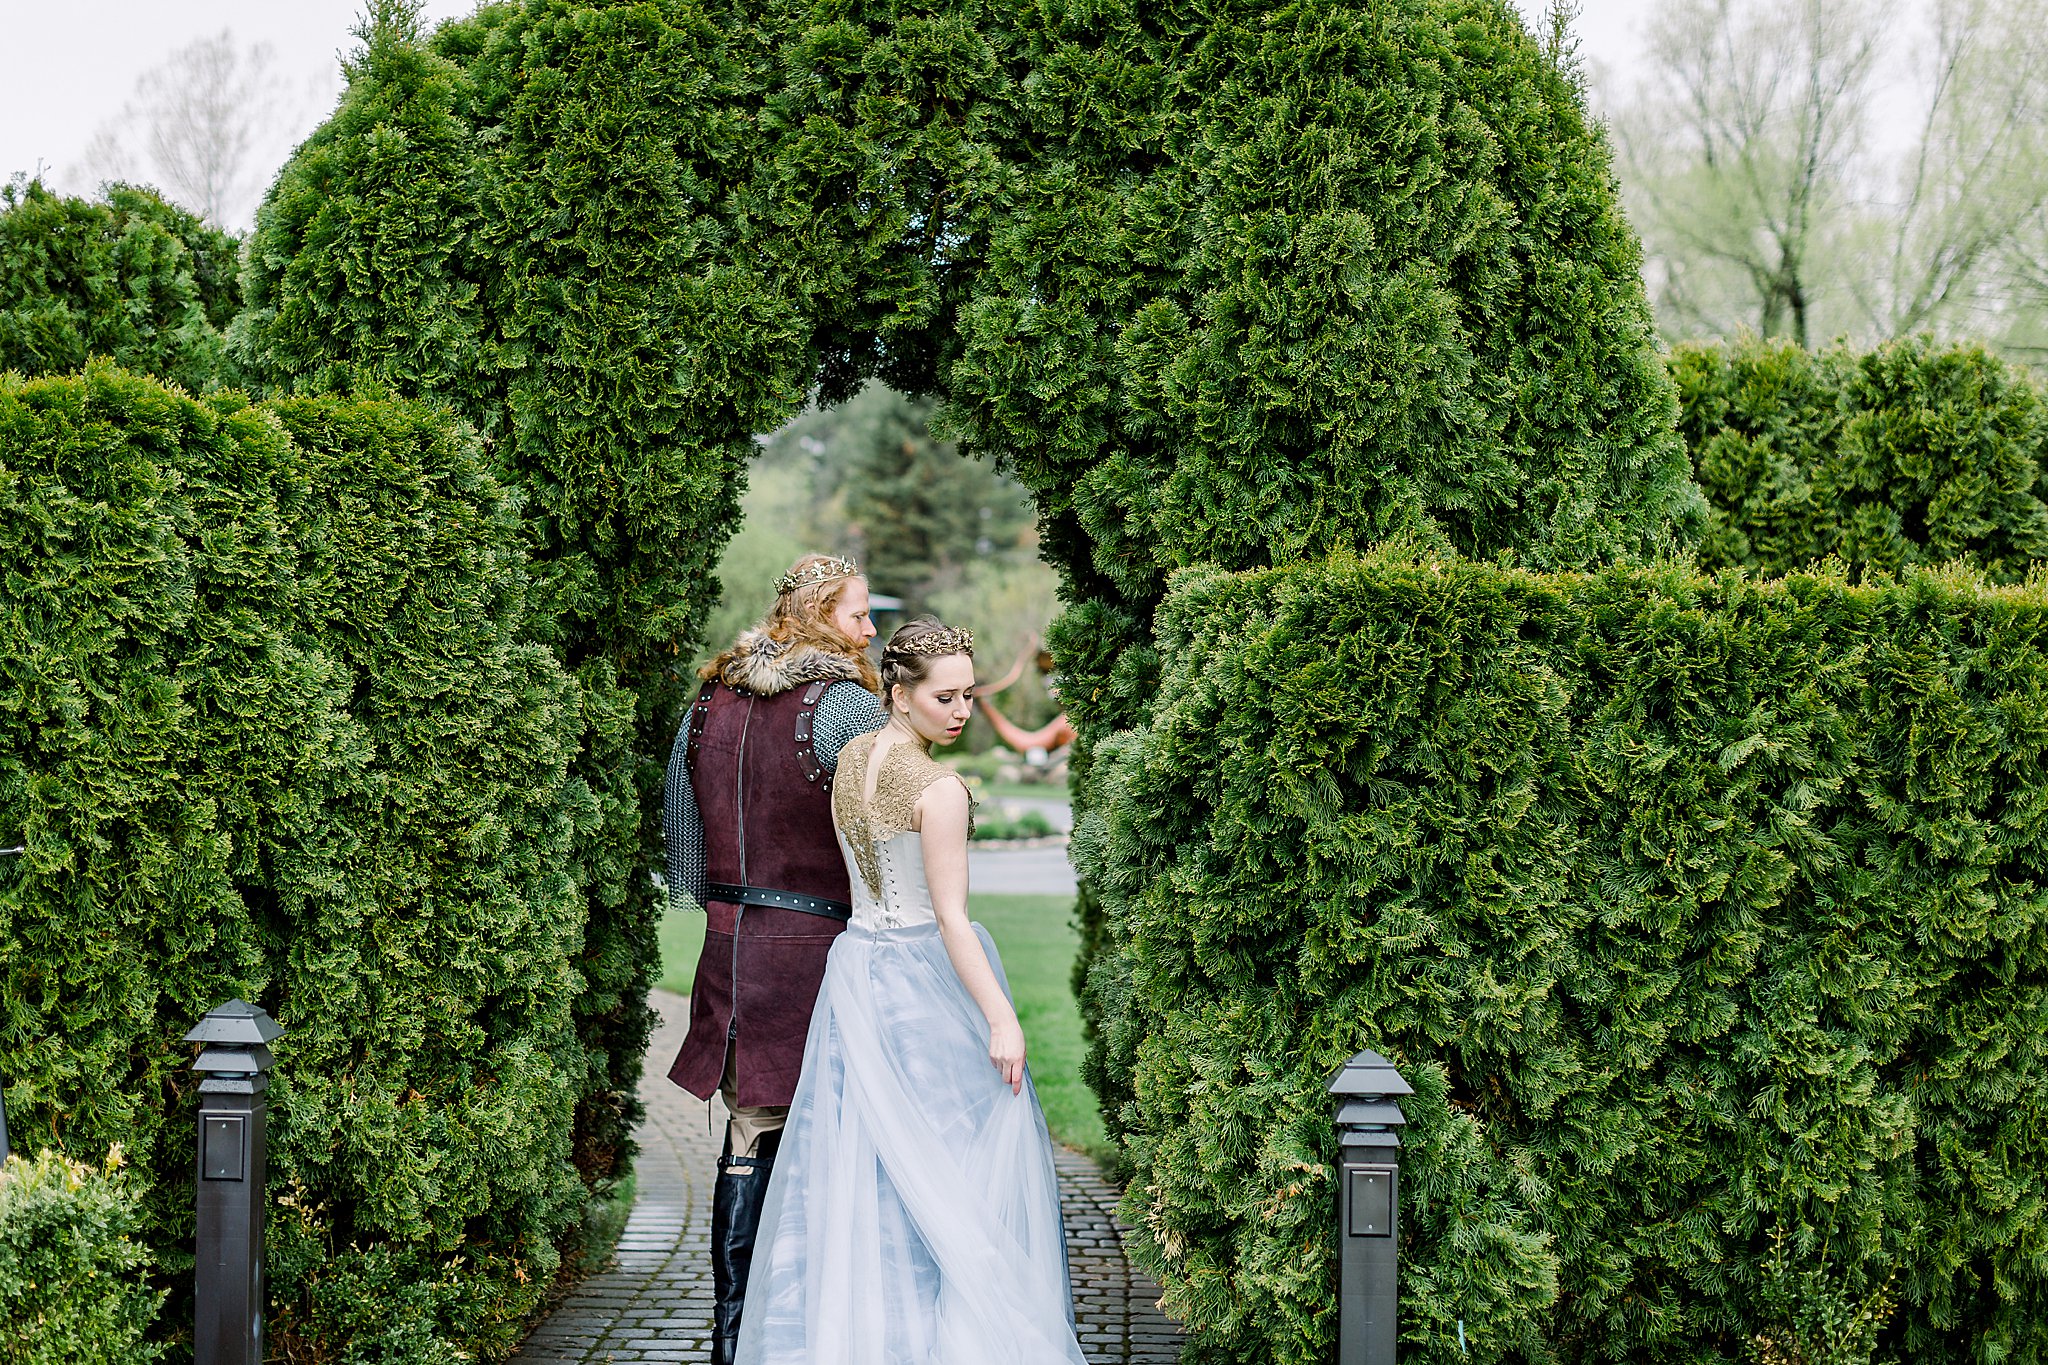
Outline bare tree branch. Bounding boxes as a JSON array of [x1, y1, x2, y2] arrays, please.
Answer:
[[1616, 0, 1886, 346], [1612, 0, 2048, 352], [83, 30, 302, 230]]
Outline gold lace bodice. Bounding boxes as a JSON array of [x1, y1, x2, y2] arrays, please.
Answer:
[[832, 732, 975, 913]]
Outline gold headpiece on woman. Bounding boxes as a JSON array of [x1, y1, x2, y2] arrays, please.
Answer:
[[773, 556, 860, 596], [890, 626, 975, 657]]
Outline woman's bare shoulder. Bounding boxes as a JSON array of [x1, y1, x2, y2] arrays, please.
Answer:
[[909, 755, 975, 838]]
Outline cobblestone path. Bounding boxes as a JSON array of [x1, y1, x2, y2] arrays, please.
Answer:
[[511, 989, 1179, 1364]]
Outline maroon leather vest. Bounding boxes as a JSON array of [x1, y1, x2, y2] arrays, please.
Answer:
[[668, 679, 858, 1109], [693, 681, 848, 906]]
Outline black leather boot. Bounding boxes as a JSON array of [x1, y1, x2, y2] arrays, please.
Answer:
[[709, 1127, 780, 1365]]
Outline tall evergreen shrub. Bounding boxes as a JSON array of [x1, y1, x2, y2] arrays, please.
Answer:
[[1680, 335, 2048, 583], [0, 366, 593, 1361], [0, 181, 241, 391], [1083, 549, 2048, 1364], [952, 0, 1700, 1049], [231, 2, 805, 1162], [945, 0, 1698, 693]]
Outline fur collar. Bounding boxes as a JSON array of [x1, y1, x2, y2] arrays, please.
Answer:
[[719, 629, 869, 697]]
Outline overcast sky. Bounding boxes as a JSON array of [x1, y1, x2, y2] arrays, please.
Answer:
[[2, 0, 1651, 228], [0, 0, 477, 223]]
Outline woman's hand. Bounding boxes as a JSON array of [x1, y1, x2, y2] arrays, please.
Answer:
[[920, 776, 1028, 1096], [989, 1016, 1027, 1095]]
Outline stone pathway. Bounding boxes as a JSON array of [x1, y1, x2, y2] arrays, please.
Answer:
[[511, 990, 1178, 1364], [1052, 1148, 1183, 1364], [969, 843, 1079, 896]]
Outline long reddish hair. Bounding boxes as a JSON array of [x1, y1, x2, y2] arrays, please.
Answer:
[[699, 553, 881, 692]]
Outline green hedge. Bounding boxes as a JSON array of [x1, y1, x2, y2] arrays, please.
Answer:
[[232, 3, 765, 1164], [1680, 334, 2048, 583], [0, 1150, 164, 1365], [0, 365, 601, 1360], [1081, 550, 2048, 1364], [231, 0, 1695, 1108], [946, 0, 1697, 656], [0, 181, 241, 392]]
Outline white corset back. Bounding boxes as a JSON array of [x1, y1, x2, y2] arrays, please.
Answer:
[[839, 829, 936, 930], [831, 731, 972, 933]]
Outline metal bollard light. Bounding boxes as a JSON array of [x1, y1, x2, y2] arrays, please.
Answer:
[[1330, 1049, 1413, 1365], [186, 999, 283, 1365]]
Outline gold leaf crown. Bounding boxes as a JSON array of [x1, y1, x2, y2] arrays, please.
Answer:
[[773, 556, 860, 596], [888, 625, 975, 657]]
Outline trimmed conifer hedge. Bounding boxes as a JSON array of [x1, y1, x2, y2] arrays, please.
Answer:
[[1081, 550, 2048, 1363], [1680, 334, 2048, 583], [0, 365, 600, 1360], [0, 181, 242, 392], [231, 0, 1698, 1113]]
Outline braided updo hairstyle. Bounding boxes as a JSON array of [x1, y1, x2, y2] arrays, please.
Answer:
[[881, 616, 975, 707]]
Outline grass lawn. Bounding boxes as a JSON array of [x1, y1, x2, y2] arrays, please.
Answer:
[[972, 893, 1110, 1164], [655, 900, 706, 997], [653, 891, 1110, 1164]]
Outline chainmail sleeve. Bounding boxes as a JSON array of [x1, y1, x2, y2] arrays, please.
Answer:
[[663, 719, 707, 914], [814, 682, 887, 772]]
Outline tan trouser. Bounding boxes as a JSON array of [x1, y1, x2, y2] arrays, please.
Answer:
[[720, 1053, 786, 1168]]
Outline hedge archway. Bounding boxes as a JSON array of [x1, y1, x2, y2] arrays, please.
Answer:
[[232, 0, 1692, 1353]]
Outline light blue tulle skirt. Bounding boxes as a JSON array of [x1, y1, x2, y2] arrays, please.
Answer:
[[734, 921, 1087, 1365]]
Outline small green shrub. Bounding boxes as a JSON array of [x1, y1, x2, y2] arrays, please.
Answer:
[[1747, 1223, 1898, 1365], [0, 1149, 165, 1365], [0, 180, 241, 391], [971, 807, 1059, 841], [0, 365, 596, 1362], [1083, 549, 2048, 1364], [1679, 334, 2048, 582]]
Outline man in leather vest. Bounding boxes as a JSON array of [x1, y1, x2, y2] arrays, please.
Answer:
[[664, 554, 886, 1364]]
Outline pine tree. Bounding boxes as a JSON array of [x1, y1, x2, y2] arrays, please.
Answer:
[[837, 385, 1032, 605]]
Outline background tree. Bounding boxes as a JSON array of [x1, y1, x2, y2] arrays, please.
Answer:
[[1869, 0, 2048, 356], [82, 30, 304, 230], [1613, 0, 1883, 347], [1614, 0, 2048, 354], [836, 384, 1033, 606], [702, 383, 1055, 715]]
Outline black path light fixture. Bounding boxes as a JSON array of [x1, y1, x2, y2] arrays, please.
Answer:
[[186, 998, 284, 1365], [1330, 1048, 1413, 1365]]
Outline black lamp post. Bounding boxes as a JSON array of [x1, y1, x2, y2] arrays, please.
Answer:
[[186, 998, 283, 1365], [1330, 1048, 1413, 1365]]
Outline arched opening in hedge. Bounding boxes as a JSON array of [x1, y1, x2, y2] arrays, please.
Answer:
[[12, 4, 2048, 1360], [219, 0, 1690, 1356], [235, 0, 1685, 1082]]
